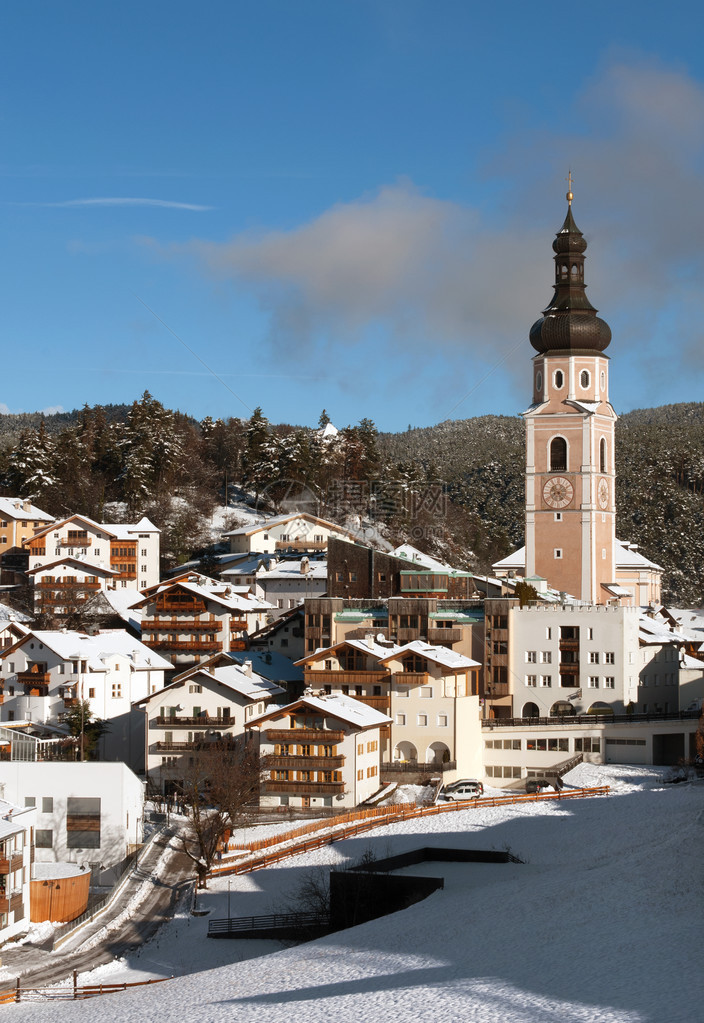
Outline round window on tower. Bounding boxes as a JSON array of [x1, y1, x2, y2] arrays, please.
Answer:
[[580, 369, 590, 389], [554, 370, 564, 389], [536, 371, 543, 394]]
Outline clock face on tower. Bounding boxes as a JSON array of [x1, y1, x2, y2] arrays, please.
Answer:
[[543, 476, 574, 509], [598, 477, 609, 509]]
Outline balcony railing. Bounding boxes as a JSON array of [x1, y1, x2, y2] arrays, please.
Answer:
[[395, 672, 429, 685], [427, 628, 463, 644], [559, 663, 580, 675], [0, 892, 23, 915], [142, 619, 222, 633], [266, 755, 346, 770], [303, 670, 389, 685], [145, 640, 221, 652], [350, 695, 389, 711], [396, 628, 422, 643], [559, 639, 580, 652], [155, 598, 207, 614], [18, 671, 51, 688], [265, 729, 345, 744], [154, 740, 237, 752], [60, 537, 92, 547], [263, 780, 344, 794], [343, 627, 390, 640], [274, 539, 327, 551], [382, 760, 456, 774], [0, 853, 23, 874], [483, 682, 510, 697], [155, 715, 230, 728]]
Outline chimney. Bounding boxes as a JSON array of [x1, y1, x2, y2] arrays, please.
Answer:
[[23, 500, 31, 512], [365, 632, 375, 649], [243, 659, 253, 676]]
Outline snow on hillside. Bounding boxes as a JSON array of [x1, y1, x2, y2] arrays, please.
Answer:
[[12, 765, 702, 1023]]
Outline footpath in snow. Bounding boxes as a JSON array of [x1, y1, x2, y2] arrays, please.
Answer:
[[7, 764, 703, 1023]]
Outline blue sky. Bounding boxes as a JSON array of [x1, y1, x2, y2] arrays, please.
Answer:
[[2, 1, 704, 431]]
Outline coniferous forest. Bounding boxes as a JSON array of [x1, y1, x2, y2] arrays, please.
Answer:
[[1, 393, 702, 606]]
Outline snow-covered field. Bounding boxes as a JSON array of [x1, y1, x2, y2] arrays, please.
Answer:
[[12, 764, 703, 1023]]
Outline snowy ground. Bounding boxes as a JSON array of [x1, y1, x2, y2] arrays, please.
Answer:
[[11, 764, 703, 1022]]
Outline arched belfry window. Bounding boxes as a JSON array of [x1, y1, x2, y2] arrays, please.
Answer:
[[550, 437, 567, 472], [600, 438, 607, 473], [580, 370, 590, 389], [571, 264, 579, 276], [554, 370, 564, 389]]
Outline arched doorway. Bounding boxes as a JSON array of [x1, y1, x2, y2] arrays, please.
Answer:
[[393, 741, 418, 763], [426, 742, 451, 766], [550, 701, 576, 717], [587, 702, 613, 716], [522, 702, 539, 718]]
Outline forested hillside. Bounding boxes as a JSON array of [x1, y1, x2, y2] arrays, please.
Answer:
[[0, 395, 702, 605]]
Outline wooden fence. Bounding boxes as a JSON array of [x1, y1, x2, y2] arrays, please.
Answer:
[[0, 973, 172, 1003], [210, 786, 610, 878]]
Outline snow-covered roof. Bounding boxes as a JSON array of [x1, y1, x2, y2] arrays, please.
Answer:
[[377, 640, 480, 671], [0, 497, 52, 521], [7, 629, 172, 671], [227, 650, 304, 684], [259, 560, 328, 581], [638, 616, 687, 647], [492, 546, 526, 571], [104, 516, 160, 537], [296, 637, 400, 666], [223, 512, 355, 539], [319, 422, 339, 439], [680, 652, 704, 671], [0, 603, 31, 624], [250, 693, 391, 730], [0, 800, 32, 840], [26, 557, 118, 577], [193, 663, 285, 700], [140, 576, 273, 613], [98, 588, 144, 630], [615, 540, 663, 572], [391, 544, 454, 573]]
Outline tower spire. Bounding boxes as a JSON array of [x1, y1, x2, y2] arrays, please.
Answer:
[[529, 192, 611, 354]]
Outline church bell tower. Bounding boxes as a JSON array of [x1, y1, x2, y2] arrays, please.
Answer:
[[524, 183, 617, 602]]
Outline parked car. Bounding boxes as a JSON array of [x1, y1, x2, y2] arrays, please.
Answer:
[[439, 781, 483, 801], [525, 779, 551, 794]]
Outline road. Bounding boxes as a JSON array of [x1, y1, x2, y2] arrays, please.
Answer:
[[0, 825, 195, 991]]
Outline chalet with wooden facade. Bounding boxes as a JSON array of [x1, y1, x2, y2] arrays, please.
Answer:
[[247, 693, 390, 809], [24, 514, 160, 614], [223, 512, 360, 555], [0, 629, 170, 768], [137, 574, 273, 671], [136, 659, 284, 795], [0, 497, 54, 585], [297, 637, 482, 783]]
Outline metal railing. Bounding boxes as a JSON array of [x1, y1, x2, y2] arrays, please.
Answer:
[[482, 709, 701, 728]]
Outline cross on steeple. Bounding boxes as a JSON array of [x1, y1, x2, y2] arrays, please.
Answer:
[[566, 170, 574, 206]]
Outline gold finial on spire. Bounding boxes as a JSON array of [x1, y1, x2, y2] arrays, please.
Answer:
[[566, 169, 574, 206]]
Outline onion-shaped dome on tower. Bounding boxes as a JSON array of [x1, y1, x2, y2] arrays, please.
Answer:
[[529, 192, 611, 354]]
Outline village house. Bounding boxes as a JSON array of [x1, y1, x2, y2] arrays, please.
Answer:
[[136, 658, 284, 795], [247, 693, 391, 810], [23, 513, 160, 614], [0, 761, 144, 885], [0, 629, 171, 769], [248, 605, 306, 662], [297, 636, 482, 783], [223, 512, 360, 555], [0, 497, 54, 585], [0, 796, 35, 942], [138, 573, 273, 671]]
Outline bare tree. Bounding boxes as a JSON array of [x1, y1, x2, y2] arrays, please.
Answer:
[[177, 738, 263, 887]]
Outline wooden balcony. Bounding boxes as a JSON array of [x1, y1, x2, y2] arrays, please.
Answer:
[[142, 619, 222, 633], [0, 892, 23, 915], [230, 619, 248, 631], [427, 628, 463, 644], [155, 715, 230, 728], [351, 695, 389, 711], [63, 697, 79, 709], [263, 780, 344, 794], [60, 536, 92, 547], [155, 597, 207, 614], [394, 672, 429, 685], [145, 640, 221, 652], [303, 670, 389, 685], [484, 682, 510, 698], [274, 539, 327, 551], [265, 729, 345, 744], [396, 628, 421, 643], [18, 671, 51, 688], [267, 755, 346, 770], [154, 740, 236, 752], [344, 627, 389, 640], [559, 639, 580, 652], [559, 663, 580, 675], [0, 853, 23, 874], [35, 581, 100, 591]]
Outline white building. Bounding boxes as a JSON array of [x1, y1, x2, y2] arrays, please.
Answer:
[[0, 629, 171, 769], [253, 558, 327, 616], [0, 797, 34, 941], [224, 512, 359, 555], [0, 761, 144, 885], [24, 514, 160, 613], [248, 693, 390, 810], [136, 659, 284, 795]]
